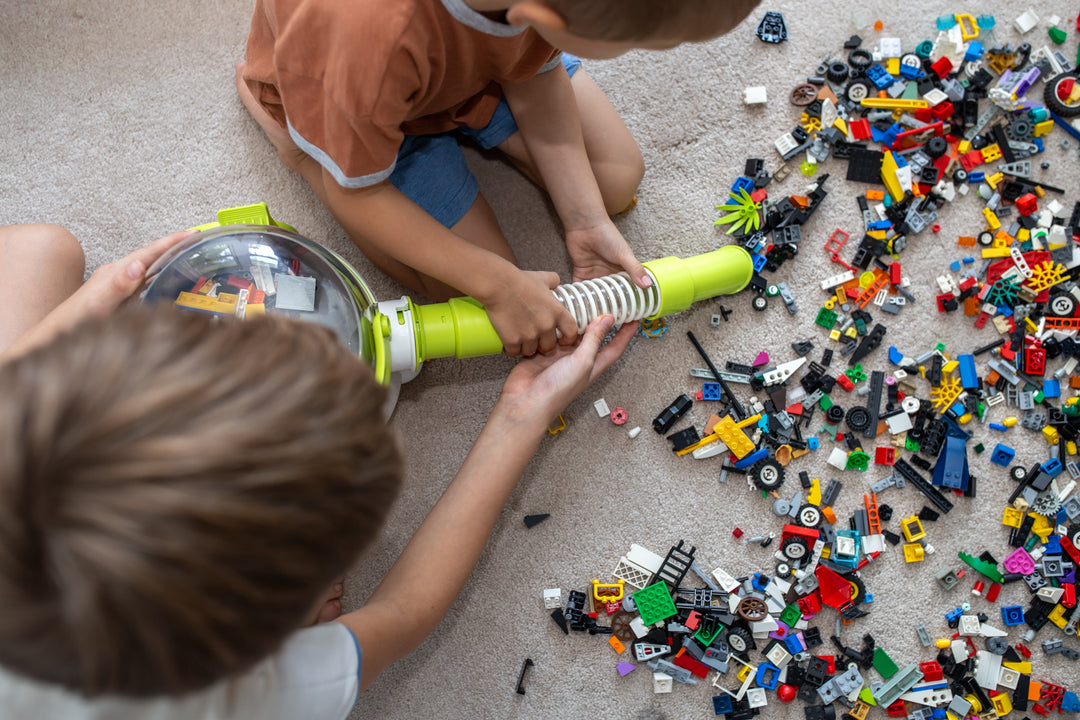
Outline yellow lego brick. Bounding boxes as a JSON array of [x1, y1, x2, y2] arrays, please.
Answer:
[[903, 543, 926, 562], [981, 247, 1012, 258], [991, 693, 1012, 717], [1048, 604, 1068, 629], [902, 516, 926, 542], [1002, 661, 1031, 674], [1030, 512, 1053, 539], [958, 140, 972, 154], [1002, 506, 1023, 528], [808, 478, 822, 506], [174, 291, 238, 316], [836, 288, 848, 306], [1025, 317, 1039, 333], [833, 117, 848, 134], [1043, 425, 1060, 445], [982, 144, 1002, 163], [942, 360, 959, 375], [844, 327, 858, 338], [986, 172, 1003, 189], [824, 298, 836, 309], [1033, 119, 1055, 137], [867, 230, 887, 240], [861, 98, 929, 110], [1016, 228, 1030, 242], [982, 207, 1001, 230], [245, 303, 266, 316], [882, 150, 903, 202], [829, 329, 842, 341], [886, 58, 901, 75]]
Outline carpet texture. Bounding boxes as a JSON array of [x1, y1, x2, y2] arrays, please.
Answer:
[[3, 1, 1079, 719]]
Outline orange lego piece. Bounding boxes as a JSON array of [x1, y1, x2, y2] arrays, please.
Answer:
[[866, 190, 885, 201], [957, 235, 977, 247]]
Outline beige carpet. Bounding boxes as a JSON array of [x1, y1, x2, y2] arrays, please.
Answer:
[[3, 1, 1079, 718]]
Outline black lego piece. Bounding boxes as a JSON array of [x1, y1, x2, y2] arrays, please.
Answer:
[[863, 370, 884, 439], [653, 394, 693, 434], [894, 458, 954, 514], [756, 11, 788, 43], [848, 324, 886, 365], [524, 513, 550, 528], [845, 147, 885, 184], [515, 658, 534, 694]]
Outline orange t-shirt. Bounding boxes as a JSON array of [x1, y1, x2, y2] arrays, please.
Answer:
[[243, 0, 560, 188]]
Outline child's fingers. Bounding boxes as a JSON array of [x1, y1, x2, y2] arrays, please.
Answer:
[[126, 230, 197, 273], [589, 321, 635, 383], [573, 314, 614, 365]]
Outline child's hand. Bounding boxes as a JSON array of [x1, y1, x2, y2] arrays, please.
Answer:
[[484, 268, 579, 357], [565, 218, 650, 289], [498, 314, 635, 426]]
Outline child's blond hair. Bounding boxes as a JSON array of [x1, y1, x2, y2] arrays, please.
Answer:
[[0, 307, 401, 697]]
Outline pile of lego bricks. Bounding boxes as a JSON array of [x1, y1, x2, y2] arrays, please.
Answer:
[[541, 11, 1080, 720]]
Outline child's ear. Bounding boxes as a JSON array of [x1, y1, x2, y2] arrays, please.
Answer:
[[505, 0, 568, 32]]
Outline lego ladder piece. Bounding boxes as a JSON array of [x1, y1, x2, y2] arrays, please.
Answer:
[[648, 540, 697, 591], [856, 273, 889, 309], [864, 493, 881, 535]]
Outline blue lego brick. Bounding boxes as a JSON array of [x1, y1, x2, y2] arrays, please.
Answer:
[[1042, 457, 1064, 477], [865, 64, 896, 89], [888, 346, 905, 365], [899, 63, 924, 80], [989, 423, 1008, 431], [785, 634, 805, 654], [1033, 137, 1044, 153], [965, 41, 984, 61], [713, 695, 734, 715], [755, 661, 780, 690], [752, 573, 769, 591], [962, 257, 975, 264], [752, 253, 768, 272], [990, 443, 1015, 466], [957, 354, 978, 389], [1062, 691, 1080, 712], [702, 382, 722, 401], [868, 220, 892, 230], [735, 448, 769, 469], [932, 435, 969, 491], [1001, 605, 1025, 626], [1043, 378, 1061, 398], [808, 437, 819, 450], [1044, 535, 1061, 555], [949, 260, 962, 272], [945, 606, 964, 623], [936, 15, 957, 29], [731, 176, 755, 195], [968, 171, 985, 183], [931, 710, 948, 720]]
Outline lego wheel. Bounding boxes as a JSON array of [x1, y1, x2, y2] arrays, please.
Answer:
[[845, 406, 871, 433], [1049, 293, 1077, 317], [845, 81, 871, 103], [752, 458, 786, 491], [847, 574, 867, 604], [781, 536, 810, 560], [1044, 71, 1080, 119], [610, 610, 635, 642], [736, 597, 769, 622], [752, 295, 769, 311], [775, 561, 794, 578], [847, 48, 872, 73], [790, 84, 819, 106], [726, 626, 753, 654], [798, 505, 822, 528], [826, 62, 850, 85], [1068, 524, 1080, 548]]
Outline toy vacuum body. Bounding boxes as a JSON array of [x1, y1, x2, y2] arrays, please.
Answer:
[[141, 204, 754, 409]]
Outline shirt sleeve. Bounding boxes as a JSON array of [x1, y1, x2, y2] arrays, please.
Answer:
[[262, 623, 362, 720], [278, 66, 407, 189]]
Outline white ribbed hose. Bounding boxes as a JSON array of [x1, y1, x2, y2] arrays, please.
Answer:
[[551, 271, 661, 333]]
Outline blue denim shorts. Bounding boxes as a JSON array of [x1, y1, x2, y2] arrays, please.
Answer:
[[388, 53, 582, 227]]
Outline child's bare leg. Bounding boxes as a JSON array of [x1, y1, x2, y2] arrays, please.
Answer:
[[497, 70, 645, 215], [0, 224, 85, 353], [236, 64, 514, 302]]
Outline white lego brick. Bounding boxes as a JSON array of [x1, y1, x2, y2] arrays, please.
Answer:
[[1037, 586, 1065, 604], [923, 88, 948, 106], [711, 566, 742, 593], [543, 588, 562, 609], [1015, 9, 1039, 33], [862, 534, 886, 554], [750, 616, 779, 636], [628, 426, 642, 439], [900, 685, 954, 706], [593, 398, 611, 417], [821, 270, 855, 290], [747, 687, 768, 708], [973, 650, 1002, 689], [879, 37, 903, 57], [827, 446, 849, 470], [653, 672, 674, 694], [692, 440, 729, 459], [744, 86, 768, 105], [630, 616, 649, 638], [885, 412, 913, 434], [978, 622, 1007, 638], [950, 640, 969, 663], [998, 666, 1021, 690], [775, 132, 799, 156]]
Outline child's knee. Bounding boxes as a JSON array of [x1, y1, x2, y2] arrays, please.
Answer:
[[598, 149, 645, 215], [5, 224, 85, 277]]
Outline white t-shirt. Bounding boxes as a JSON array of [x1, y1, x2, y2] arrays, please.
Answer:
[[0, 623, 361, 720]]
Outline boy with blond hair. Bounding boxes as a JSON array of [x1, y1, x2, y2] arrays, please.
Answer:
[[238, 0, 760, 356], [0, 224, 634, 718]]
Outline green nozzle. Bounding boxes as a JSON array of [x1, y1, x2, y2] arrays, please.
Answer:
[[412, 245, 754, 362], [642, 245, 754, 318]]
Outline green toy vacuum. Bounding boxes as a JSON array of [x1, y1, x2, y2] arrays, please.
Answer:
[[140, 203, 754, 407]]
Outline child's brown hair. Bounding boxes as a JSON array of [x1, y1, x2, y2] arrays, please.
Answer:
[[0, 306, 402, 697], [544, 0, 761, 42]]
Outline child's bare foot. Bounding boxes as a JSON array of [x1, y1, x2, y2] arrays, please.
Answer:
[[235, 61, 305, 164], [308, 577, 345, 625]]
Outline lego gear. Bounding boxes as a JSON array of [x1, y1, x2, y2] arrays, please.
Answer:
[[1007, 117, 1033, 141], [1027, 261, 1066, 292], [1044, 71, 1080, 118], [752, 458, 786, 491]]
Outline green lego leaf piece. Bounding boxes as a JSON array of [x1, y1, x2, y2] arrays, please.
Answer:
[[632, 582, 678, 626], [846, 450, 870, 471], [779, 603, 802, 628], [872, 647, 899, 679], [714, 189, 762, 235], [819, 394, 834, 410], [906, 437, 920, 452], [859, 688, 878, 706], [958, 551, 1004, 584]]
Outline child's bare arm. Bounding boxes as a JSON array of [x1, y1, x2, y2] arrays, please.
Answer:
[[322, 177, 578, 356], [502, 66, 649, 288], [336, 315, 635, 692]]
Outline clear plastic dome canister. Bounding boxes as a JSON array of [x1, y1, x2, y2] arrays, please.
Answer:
[[139, 224, 379, 381]]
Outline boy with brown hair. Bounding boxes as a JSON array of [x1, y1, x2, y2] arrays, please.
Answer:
[[237, 0, 760, 357], [0, 224, 635, 718]]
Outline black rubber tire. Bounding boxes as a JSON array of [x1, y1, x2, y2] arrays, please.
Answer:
[[752, 295, 769, 311], [753, 459, 786, 491], [827, 62, 850, 84], [726, 626, 754, 654], [781, 536, 810, 560], [846, 80, 871, 103], [1044, 72, 1080, 118], [845, 406, 871, 433]]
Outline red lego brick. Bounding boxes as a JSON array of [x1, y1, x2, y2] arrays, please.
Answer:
[[1025, 346, 1046, 375], [985, 582, 1002, 603], [849, 118, 872, 140], [836, 374, 855, 391], [919, 661, 943, 682], [886, 700, 907, 717], [875, 446, 896, 465], [1016, 192, 1038, 216], [890, 262, 902, 284], [931, 56, 954, 78]]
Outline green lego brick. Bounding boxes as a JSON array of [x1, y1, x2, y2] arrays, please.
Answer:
[[906, 437, 920, 452], [779, 603, 802, 628], [816, 307, 838, 329], [872, 647, 899, 679], [632, 582, 678, 626], [694, 619, 725, 646], [958, 551, 1004, 584]]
